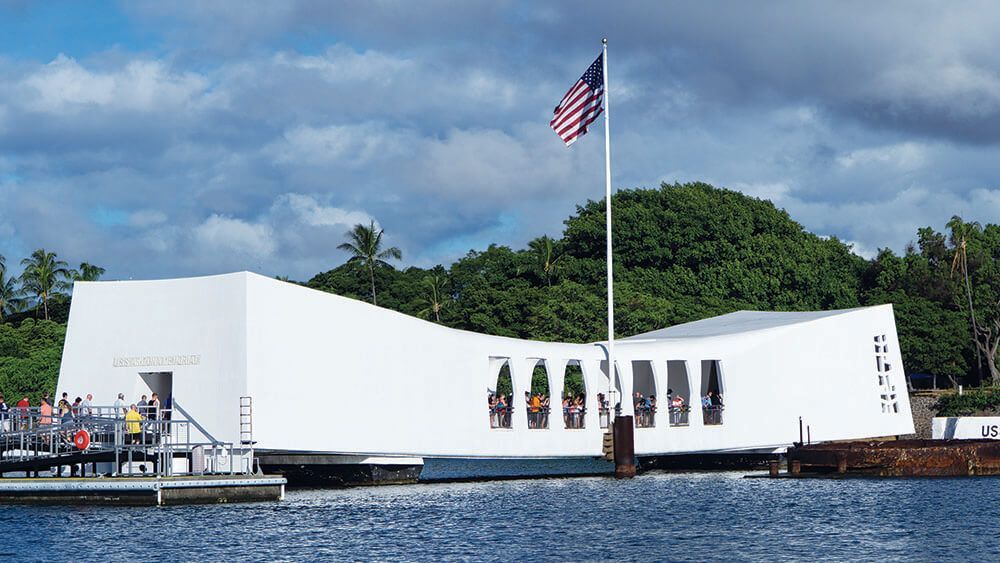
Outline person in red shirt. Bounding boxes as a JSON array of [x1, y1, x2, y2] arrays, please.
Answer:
[[16, 396, 29, 430]]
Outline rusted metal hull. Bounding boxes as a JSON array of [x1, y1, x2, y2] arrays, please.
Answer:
[[786, 440, 1000, 477]]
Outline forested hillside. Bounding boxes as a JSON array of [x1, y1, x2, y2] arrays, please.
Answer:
[[1, 181, 997, 400], [308, 182, 997, 387]]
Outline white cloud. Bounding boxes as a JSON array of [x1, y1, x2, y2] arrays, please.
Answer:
[[272, 193, 371, 228], [844, 239, 878, 259], [192, 214, 276, 258], [265, 123, 414, 167], [836, 142, 928, 171], [869, 61, 1000, 119], [274, 46, 413, 83], [731, 181, 791, 203], [20, 54, 209, 114]]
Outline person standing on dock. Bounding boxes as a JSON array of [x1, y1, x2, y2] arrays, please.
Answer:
[[114, 393, 125, 418], [39, 398, 53, 426], [125, 404, 142, 444], [148, 393, 160, 421], [81, 394, 93, 418], [16, 396, 29, 430], [0, 394, 9, 434]]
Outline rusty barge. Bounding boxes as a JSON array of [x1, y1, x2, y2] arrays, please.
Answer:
[[770, 439, 1000, 477]]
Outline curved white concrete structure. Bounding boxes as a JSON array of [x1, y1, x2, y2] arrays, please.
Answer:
[[56, 272, 914, 459]]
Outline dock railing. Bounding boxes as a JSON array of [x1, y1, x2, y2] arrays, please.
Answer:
[[563, 407, 586, 429], [668, 405, 690, 426], [0, 405, 253, 478], [527, 406, 550, 429], [702, 405, 724, 426], [634, 407, 656, 428], [489, 406, 513, 429]]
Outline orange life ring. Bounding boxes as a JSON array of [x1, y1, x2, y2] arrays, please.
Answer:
[[73, 429, 90, 450]]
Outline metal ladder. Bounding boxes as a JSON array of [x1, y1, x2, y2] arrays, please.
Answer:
[[239, 396, 253, 446]]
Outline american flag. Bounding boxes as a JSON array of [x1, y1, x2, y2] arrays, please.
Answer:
[[550, 54, 604, 146]]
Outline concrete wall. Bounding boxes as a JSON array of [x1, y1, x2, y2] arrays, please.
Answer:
[[907, 393, 939, 439]]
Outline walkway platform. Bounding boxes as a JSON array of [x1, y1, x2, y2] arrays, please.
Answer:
[[0, 474, 286, 505]]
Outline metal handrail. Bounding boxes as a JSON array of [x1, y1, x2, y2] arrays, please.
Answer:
[[668, 405, 691, 426], [702, 405, 725, 425], [527, 405, 551, 429], [634, 406, 657, 428], [0, 405, 252, 478], [488, 405, 513, 429], [563, 406, 587, 429]]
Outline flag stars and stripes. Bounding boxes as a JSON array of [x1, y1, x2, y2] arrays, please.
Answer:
[[550, 54, 605, 146]]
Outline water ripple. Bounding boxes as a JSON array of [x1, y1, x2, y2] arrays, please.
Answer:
[[0, 472, 997, 561]]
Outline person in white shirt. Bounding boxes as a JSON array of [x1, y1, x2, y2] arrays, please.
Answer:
[[81, 393, 93, 417], [114, 393, 126, 418]]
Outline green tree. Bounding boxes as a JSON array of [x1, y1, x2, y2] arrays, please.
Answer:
[[0, 319, 66, 402], [0, 268, 24, 322], [337, 220, 402, 306], [19, 249, 71, 321], [527, 235, 564, 286], [70, 262, 106, 281], [946, 217, 1000, 383], [417, 275, 448, 322]]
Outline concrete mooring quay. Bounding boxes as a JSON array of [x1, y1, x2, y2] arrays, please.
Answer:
[[0, 475, 286, 506], [767, 439, 1000, 478]]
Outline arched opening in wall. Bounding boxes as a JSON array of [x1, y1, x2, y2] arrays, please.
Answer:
[[598, 360, 624, 428], [526, 360, 552, 429], [488, 358, 513, 429], [666, 360, 691, 426], [631, 360, 657, 428], [700, 360, 725, 425], [562, 361, 587, 429]]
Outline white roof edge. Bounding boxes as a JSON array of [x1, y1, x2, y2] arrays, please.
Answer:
[[622, 305, 891, 340], [73, 271, 893, 345], [73, 271, 252, 286]]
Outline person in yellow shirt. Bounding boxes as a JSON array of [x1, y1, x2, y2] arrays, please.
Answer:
[[529, 393, 542, 428], [125, 404, 143, 444]]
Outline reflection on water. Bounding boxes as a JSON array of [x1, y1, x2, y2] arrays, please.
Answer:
[[0, 471, 998, 561]]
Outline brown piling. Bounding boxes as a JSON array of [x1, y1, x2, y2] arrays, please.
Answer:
[[613, 415, 636, 479], [769, 460, 780, 477], [789, 459, 801, 475], [837, 454, 847, 474]]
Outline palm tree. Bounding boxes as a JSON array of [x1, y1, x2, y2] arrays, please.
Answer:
[[20, 249, 71, 320], [528, 235, 563, 286], [337, 220, 402, 305], [949, 216, 984, 383], [0, 267, 24, 322], [418, 275, 447, 322], [71, 262, 106, 281]]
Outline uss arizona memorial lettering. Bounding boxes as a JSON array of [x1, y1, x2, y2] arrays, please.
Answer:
[[112, 355, 201, 368]]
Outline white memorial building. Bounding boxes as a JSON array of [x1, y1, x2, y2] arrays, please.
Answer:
[[55, 272, 914, 481]]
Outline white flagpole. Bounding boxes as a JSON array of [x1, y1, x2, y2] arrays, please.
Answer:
[[601, 38, 616, 415]]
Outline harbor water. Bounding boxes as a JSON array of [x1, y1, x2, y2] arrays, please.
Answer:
[[1, 469, 997, 561]]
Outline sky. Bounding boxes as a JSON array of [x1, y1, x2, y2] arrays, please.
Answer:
[[1, 0, 999, 281]]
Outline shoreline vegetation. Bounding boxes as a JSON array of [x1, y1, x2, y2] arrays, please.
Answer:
[[1, 182, 997, 409]]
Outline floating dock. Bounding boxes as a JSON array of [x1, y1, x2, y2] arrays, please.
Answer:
[[1, 401, 286, 505], [768, 439, 1000, 477], [0, 474, 286, 505]]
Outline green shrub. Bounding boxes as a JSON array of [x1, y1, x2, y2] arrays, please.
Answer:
[[935, 388, 1000, 417]]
